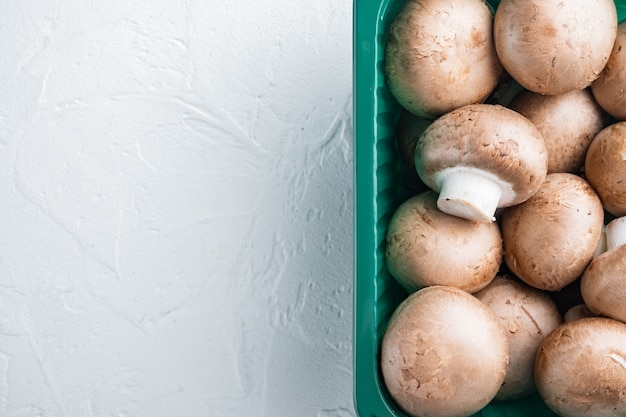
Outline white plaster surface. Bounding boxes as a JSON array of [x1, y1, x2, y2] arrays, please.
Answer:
[[0, 0, 354, 416]]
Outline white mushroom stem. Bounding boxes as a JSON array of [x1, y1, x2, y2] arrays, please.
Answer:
[[605, 216, 626, 250], [435, 168, 503, 222]]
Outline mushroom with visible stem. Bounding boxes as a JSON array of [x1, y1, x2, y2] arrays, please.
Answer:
[[381, 286, 509, 417], [385, 191, 502, 293], [508, 88, 607, 174], [585, 122, 626, 216], [535, 318, 626, 417], [414, 103, 547, 222], [474, 275, 561, 401], [501, 173, 604, 291], [581, 216, 626, 324], [385, 0, 502, 119], [493, 0, 617, 95]]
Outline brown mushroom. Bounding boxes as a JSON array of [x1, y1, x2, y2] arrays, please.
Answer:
[[501, 173, 604, 291], [508, 88, 606, 174], [493, 0, 617, 95], [535, 317, 626, 417], [474, 275, 562, 400], [381, 286, 509, 417], [581, 216, 626, 324], [563, 304, 596, 323], [385, 191, 502, 293], [592, 20, 626, 121], [414, 103, 547, 222], [584, 122, 626, 217], [385, 0, 502, 119]]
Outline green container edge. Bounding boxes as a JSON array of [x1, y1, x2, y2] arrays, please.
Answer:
[[353, 1, 626, 416]]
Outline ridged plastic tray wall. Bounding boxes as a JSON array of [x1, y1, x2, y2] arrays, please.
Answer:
[[353, 1, 626, 416]]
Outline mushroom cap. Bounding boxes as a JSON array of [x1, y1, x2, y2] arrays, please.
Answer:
[[385, 0, 502, 119], [585, 122, 626, 216], [501, 173, 604, 291], [494, 0, 617, 95], [535, 317, 626, 417], [385, 191, 502, 293], [415, 103, 547, 207], [508, 89, 606, 174], [381, 286, 509, 417], [581, 244, 626, 324], [604, 216, 626, 251], [474, 275, 562, 400], [563, 304, 596, 323], [592, 21, 626, 121]]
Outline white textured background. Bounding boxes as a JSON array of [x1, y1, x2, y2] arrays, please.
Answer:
[[0, 1, 355, 416]]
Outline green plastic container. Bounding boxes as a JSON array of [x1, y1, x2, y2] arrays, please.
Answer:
[[353, 1, 626, 416]]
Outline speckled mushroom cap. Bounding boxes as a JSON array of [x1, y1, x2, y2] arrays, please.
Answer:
[[501, 173, 604, 291], [494, 0, 617, 95], [508, 88, 606, 174], [385, 0, 502, 119], [474, 276, 561, 400], [414, 103, 547, 220], [592, 21, 626, 121], [535, 318, 626, 417], [581, 244, 626, 324], [385, 191, 502, 293], [381, 286, 509, 417], [585, 122, 626, 216]]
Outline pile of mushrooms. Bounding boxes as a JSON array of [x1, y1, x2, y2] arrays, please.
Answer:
[[379, 1, 626, 417]]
